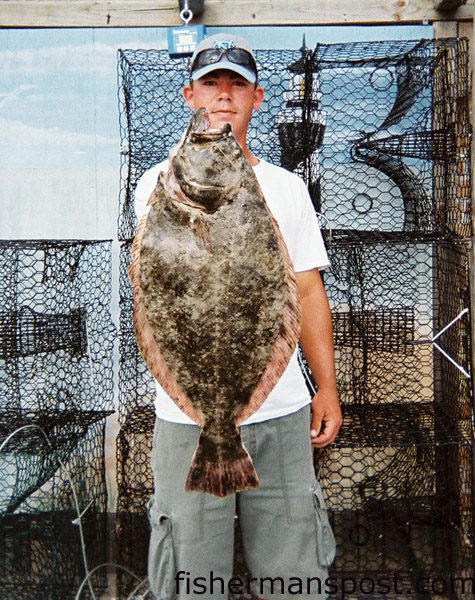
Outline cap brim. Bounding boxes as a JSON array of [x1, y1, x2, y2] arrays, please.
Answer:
[[191, 61, 256, 84]]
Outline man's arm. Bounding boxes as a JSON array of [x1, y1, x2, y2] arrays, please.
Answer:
[[296, 268, 342, 448]]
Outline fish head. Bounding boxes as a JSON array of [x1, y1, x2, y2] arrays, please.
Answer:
[[170, 108, 246, 213]]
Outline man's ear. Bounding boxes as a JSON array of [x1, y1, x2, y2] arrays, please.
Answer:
[[183, 84, 195, 109], [253, 86, 265, 111]]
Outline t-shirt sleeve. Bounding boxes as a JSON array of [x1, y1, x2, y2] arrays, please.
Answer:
[[292, 178, 330, 272], [134, 163, 166, 220]]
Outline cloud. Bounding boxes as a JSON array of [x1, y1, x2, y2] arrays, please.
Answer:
[[0, 116, 118, 149], [0, 84, 35, 110], [0, 40, 168, 77]]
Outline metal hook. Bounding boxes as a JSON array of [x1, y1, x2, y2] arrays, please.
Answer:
[[180, 8, 193, 25], [180, 0, 193, 25]]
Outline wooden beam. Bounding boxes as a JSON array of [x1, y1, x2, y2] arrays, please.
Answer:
[[433, 0, 468, 10], [458, 17, 475, 528], [0, 0, 472, 28], [433, 17, 459, 34], [471, 12, 475, 551], [463, 17, 475, 417]]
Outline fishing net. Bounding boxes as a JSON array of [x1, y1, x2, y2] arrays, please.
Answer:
[[117, 37, 473, 598], [0, 240, 115, 598]]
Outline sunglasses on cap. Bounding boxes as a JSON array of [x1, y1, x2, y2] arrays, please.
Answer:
[[191, 48, 257, 75]]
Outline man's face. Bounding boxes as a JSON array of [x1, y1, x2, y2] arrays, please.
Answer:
[[183, 70, 264, 144]]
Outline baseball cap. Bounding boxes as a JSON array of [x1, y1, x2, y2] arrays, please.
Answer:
[[190, 33, 258, 84]]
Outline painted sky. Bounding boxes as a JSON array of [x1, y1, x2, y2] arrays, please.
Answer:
[[0, 25, 432, 239]]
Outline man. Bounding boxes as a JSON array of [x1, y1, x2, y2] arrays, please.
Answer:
[[134, 33, 342, 600]]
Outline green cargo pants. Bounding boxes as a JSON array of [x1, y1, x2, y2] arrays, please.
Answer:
[[147, 405, 336, 599]]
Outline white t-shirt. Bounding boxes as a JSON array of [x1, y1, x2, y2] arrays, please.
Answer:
[[134, 158, 329, 425]]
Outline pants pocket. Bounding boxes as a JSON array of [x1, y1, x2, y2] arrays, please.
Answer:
[[147, 497, 176, 600], [312, 481, 336, 568]]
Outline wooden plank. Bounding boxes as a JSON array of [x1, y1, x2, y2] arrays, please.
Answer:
[[0, 0, 472, 28], [433, 19, 459, 35]]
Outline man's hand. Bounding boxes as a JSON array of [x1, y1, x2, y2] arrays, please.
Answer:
[[310, 387, 342, 448], [296, 268, 342, 449]]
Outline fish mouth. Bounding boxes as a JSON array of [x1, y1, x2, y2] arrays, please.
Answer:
[[190, 181, 225, 192], [188, 108, 232, 143]]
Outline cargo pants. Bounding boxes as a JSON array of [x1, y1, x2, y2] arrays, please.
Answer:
[[147, 405, 336, 599]]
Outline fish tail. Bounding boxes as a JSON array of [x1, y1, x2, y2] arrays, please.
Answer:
[[185, 429, 259, 497]]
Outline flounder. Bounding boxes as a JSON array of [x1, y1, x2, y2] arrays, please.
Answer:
[[129, 108, 301, 497]]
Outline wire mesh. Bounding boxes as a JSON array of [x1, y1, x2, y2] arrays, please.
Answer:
[[0, 240, 115, 599], [0, 421, 110, 599], [115, 405, 155, 598], [117, 37, 473, 599], [118, 240, 156, 425]]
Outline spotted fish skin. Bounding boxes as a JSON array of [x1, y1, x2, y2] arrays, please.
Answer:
[[129, 108, 301, 497]]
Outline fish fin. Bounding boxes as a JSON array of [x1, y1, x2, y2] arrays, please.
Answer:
[[128, 187, 203, 426], [146, 173, 166, 207], [128, 217, 148, 284], [185, 432, 259, 497], [191, 215, 212, 252]]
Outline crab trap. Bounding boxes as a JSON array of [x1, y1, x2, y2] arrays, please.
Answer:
[[0, 240, 115, 599], [116, 36, 473, 599]]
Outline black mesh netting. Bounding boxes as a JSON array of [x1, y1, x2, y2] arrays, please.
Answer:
[[116, 38, 473, 599], [0, 240, 115, 599]]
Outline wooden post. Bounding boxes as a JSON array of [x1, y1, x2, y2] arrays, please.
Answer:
[[461, 11, 475, 583], [461, 17, 475, 580], [458, 18, 474, 395], [432, 19, 473, 575]]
